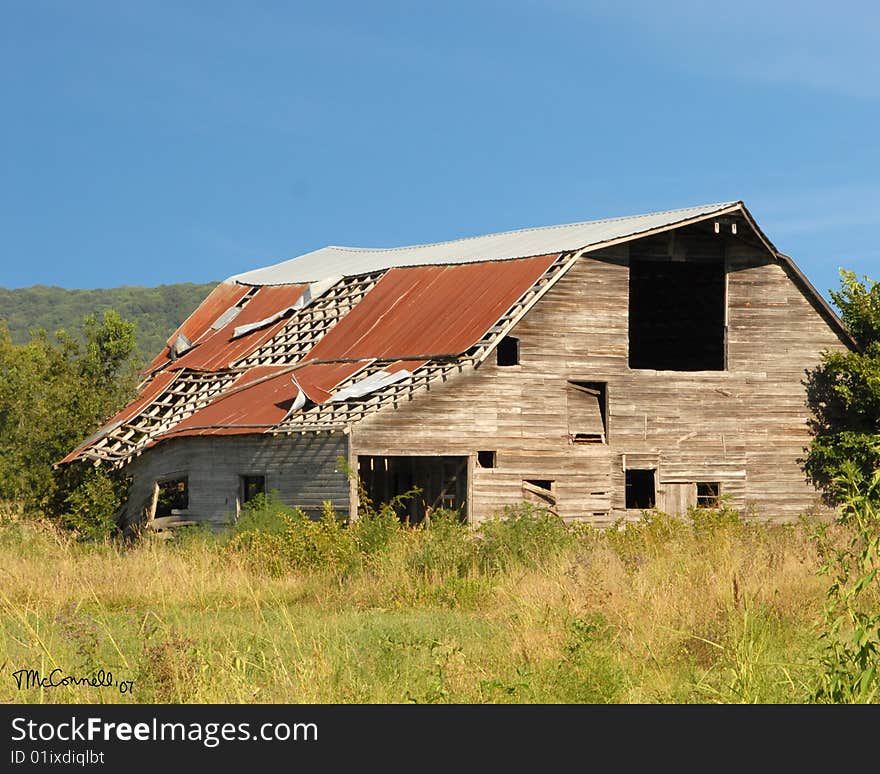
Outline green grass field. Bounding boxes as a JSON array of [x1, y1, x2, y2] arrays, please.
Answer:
[[0, 498, 872, 704]]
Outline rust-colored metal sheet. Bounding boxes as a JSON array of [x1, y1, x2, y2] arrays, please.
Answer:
[[60, 370, 181, 463], [159, 367, 298, 437], [145, 282, 252, 372], [168, 284, 308, 372], [158, 360, 368, 439], [304, 254, 558, 361]]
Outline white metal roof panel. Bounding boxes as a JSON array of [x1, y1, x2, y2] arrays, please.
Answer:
[[228, 201, 740, 285]]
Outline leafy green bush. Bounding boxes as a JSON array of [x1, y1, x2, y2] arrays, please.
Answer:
[[348, 505, 401, 556], [405, 510, 476, 578], [0, 310, 139, 538], [605, 509, 688, 568], [687, 501, 744, 538], [476, 502, 574, 572], [804, 269, 880, 500], [61, 467, 130, 541], [226, 493, 358, 576], [812, 464, 880, 703]]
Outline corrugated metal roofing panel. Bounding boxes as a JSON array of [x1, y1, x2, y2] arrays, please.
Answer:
[[304, 254, 558, 361], [60, 370, 181, 462], [328, 360, 426, 402], [158, 360, 370, 438], [228, 202, 740, 285], [159, 367, 299, 437], [168, 284, 308, 371], [145, 282, 252, 371]]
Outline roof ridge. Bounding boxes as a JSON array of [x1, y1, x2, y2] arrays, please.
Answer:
[[320, 201, 740, 255]]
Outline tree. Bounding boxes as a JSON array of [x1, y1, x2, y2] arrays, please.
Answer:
[[0, 310, 139, 536], [804, 270, 880, 500]]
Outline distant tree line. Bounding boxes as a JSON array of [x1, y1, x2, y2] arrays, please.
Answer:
[[0, 282, 216, 364]]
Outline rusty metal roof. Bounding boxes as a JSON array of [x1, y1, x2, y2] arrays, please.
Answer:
[[165, 284, 308, 371], [145, 282, 252, 372], [305, 254, 558, 361], [157, 361, 369, 438], [63, 254, 559, 461], [157, 367, 298, 438]]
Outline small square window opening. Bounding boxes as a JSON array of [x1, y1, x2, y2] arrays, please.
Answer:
[[696, 482, 721, 508], [496, 336, 520, 366], [477, 450, 496, 468]]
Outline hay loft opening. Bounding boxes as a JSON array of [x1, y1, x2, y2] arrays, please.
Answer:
[[358, 455, 468, 525], [628, 250, 726, 371]]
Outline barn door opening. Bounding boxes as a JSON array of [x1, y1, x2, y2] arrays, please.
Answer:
[[357, 455, 468, 525]]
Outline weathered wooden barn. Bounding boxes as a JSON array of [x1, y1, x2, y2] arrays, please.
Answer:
[[62, 201, 854, 529]]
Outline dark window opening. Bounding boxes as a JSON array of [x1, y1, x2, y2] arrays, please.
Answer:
[[628, 259, 725, 370], [154, 477, 188, 518], [567, 381, 608, 443], [477, 450, 496, 468], [696, 482, 721, 508], [240, 475, 266, 505], [625, 469, 655, 510], [497, 336, 520, 366], [525, 479, 553, 491], [358, 455, 467, 525]]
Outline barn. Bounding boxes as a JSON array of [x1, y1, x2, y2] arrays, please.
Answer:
[[61, 201, 854, 530]]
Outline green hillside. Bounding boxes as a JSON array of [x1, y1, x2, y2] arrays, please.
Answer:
[[0, 283, 218, 362]]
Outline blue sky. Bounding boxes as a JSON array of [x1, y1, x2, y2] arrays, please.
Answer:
[[1, 1, 877, 302]]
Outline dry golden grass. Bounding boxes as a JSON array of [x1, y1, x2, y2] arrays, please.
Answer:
[[0, 504, 856, 704]]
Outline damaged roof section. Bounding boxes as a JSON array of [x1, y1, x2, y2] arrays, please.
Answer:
[[145, 282, 252, 372], [156, 360, 374, 439], [59, 370, 182, 464], [165, 284, 309, 371], [63, 249, 572, 464]]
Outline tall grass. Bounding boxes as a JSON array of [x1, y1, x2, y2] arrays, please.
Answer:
[[0, 496, 872, 704]]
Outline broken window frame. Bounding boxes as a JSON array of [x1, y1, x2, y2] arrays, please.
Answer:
[[566, 380, 608, 444], [152, 475, 189, 519], [522, 479, 558, 514]]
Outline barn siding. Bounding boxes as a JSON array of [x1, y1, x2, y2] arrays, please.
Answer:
[[351, 233, 849, 525], [121, 433, 349, 529]]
